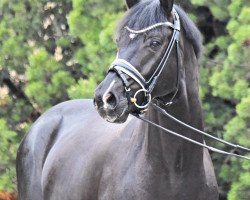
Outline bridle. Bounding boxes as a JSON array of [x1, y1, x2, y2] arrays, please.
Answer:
[[109, 8, 181, 112], [108, 8, 250, 161]]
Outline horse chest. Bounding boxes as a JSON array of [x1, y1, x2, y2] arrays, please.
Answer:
[[40, 115, 215, 200], [94, 143, 213, 200], [94, 149, 186, 200], [97, 162, 160, 199]]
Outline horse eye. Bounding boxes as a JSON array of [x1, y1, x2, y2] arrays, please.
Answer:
[[150, 40, 161, 49]]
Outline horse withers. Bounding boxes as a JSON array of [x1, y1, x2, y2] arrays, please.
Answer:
[[17, 0, 219, 199]]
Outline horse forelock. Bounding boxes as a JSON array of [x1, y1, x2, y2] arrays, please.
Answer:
[[116, 0, 202, 59]]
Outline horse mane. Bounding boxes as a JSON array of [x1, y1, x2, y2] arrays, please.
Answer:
[[116, 0, 202, 59], [174, 5, 202, 59]]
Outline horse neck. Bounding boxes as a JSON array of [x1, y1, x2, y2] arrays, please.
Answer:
[[141, 41, 204, 170]]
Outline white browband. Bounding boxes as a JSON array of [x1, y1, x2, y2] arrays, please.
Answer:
[[125, 22, 177, 34]]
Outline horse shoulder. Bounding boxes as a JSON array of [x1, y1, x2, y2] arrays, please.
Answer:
[[18, 99, 93, 165], [16, 99, 97, 199]]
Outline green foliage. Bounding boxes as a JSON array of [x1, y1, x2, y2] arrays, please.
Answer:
[[25, 49, 75, 111], [0, 119, 18, 192], [68, 0, 123, 83], [227, 162, 250, 200], [209, 65, 235, 100], [68, 78, 97, 99], [191, 0, 230, 20], [225, 92, 250, 147]]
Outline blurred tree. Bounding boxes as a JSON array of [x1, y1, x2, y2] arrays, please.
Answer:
[[0, 118, 18, 192]]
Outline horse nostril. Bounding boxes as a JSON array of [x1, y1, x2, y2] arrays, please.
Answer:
[[103, 92, 117, 109]]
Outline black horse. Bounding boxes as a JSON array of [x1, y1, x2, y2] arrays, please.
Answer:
[[17, 0, 219, 199]]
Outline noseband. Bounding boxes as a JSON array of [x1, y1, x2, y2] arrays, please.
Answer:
[[109, 8, 180, 113]]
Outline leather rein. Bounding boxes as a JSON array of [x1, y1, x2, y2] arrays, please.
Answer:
[[108, 9, 250, 161], [134, 101, 250, 161]]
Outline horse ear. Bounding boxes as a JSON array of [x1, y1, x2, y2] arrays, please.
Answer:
[[159, 0, 174, 15], [125, 0, 140, 9]]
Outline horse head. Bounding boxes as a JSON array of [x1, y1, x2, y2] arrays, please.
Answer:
[[94, 0, 182, 123]]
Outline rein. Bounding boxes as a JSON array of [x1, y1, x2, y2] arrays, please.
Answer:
[[133, 101, 250, 161], [133, 110, 250, 161]]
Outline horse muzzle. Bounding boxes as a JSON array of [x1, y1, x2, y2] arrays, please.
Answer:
[[94, 73, 130, 123]]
